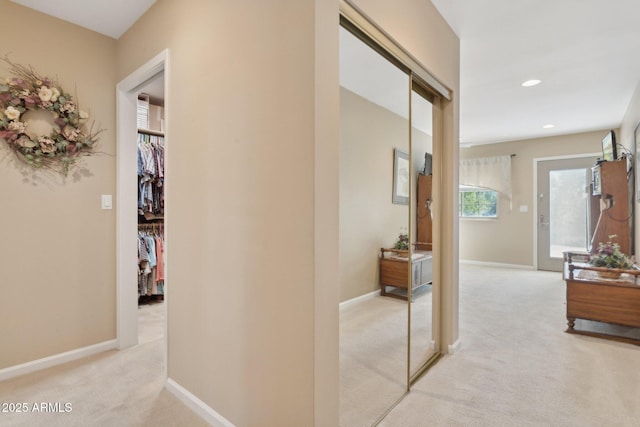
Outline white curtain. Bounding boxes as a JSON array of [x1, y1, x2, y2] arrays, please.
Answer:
[[459, 155, 512, 202]]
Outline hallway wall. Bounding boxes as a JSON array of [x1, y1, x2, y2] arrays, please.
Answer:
[[117, 1, 324, 425], [0, 0, 459, 425], [0, 1, 117, 369], [118, 0, 459, 424]]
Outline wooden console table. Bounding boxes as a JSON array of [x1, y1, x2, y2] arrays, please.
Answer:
[[379, 248, 432, 301], [565, 261, 640, 346]]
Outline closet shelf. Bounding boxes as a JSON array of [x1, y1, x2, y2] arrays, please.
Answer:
[[138, 128, 164, 137]]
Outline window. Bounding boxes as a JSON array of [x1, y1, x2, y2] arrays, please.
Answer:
[[459, 186, 498, 218]]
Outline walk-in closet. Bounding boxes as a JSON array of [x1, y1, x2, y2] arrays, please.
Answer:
[[135, 72, 166, 344]]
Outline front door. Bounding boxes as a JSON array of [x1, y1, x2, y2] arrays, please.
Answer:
[[537, 156, 598, 271]]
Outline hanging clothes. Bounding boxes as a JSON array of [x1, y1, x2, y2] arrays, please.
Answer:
[[137, 133, 165, 218], [137, 129, 166, 302], [137, 227, 165, 299], [155, 236, 165, 295]]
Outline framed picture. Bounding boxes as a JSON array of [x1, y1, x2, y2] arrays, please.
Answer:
[[393, 149, 409, 205], [635, 122, 640, 201]]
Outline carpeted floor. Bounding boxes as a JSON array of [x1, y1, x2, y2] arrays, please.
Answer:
[[340, 282, 436, 427], [0, 302, 207, 427], [2, 266, 639, 427], [379, 264, 640, 427]]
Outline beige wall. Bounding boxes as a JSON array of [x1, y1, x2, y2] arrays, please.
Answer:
[[118, 0, 457, 423], [0, 0, 458, 424], [118, 0, 320, 425], [620, 81, 640, 256], [460, 130, 605, 266], [0, 1, 117, 369], [340, 87, 432, 302]]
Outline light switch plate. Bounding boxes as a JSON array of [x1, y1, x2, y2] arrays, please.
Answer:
[[519, 205, 528, 212], [101, 194, 113, 210]]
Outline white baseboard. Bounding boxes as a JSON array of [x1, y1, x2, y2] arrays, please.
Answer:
[[0, 339, 117, 382], [447, 339, 461, 355], [339, 289, 379, 310], [166, 377, 235, 427], [460, 259, 534, 270]]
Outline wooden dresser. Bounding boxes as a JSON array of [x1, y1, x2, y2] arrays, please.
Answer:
[[565, 260, 640, 345]]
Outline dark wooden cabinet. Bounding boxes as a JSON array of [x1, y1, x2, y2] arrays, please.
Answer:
[[379, 173, 434, 300], [416, 174, 432, 251], [590, 160, 632, 254]]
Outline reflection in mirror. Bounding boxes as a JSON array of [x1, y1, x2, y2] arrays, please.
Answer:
[[409, 89, 436, 377], [339, 25, 409, 426]]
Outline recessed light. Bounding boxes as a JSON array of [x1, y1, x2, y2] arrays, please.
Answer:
[[522, 79, 541, 87], [543, 124, 555, 129]]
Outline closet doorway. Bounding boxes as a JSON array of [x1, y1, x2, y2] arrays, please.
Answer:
[[135, 73, 166, 346], [116, 50, 169, 374]]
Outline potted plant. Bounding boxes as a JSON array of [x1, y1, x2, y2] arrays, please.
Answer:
[[393, 232, 409, 250], [590, 236, 634, 278]]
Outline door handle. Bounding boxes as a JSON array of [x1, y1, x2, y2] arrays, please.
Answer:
[[539, 214, 549, 226]]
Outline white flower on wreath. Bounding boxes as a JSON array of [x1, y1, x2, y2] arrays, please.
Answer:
[[38, 86, 53, 102], [8, 120, 26, 133], [79, 110, 89, 121], [4, 106, 20, 121], [19, 89, 31, 97], [51, 87, 60, 102]]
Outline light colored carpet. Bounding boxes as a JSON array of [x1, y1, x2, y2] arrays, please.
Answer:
[[340, 295, 409, 427], [409, 284, 435, 375], [340, 284, 436, 427], [3, 267, 639, 427], [379, 264, 640, 427], [0, 302, 207, 427]]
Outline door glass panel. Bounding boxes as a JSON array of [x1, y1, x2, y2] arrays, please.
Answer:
[[537, 156, 597, 271], [549, 168, 588, 258], [339, 26, 409, 427]]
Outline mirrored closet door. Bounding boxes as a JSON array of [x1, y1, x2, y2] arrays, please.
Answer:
[[408, 86, 439, 381], [339, 24, 410, 426], [338, 3, 449, 423]]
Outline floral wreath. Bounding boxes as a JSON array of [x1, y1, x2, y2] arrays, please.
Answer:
[[0, 58, 103, 175]]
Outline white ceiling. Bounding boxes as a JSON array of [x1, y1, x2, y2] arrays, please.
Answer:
[[431, 0, 640, 145], [13, 0, 640, 146], [11, 0, 156, 39], [340, 27, 433, 135]]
